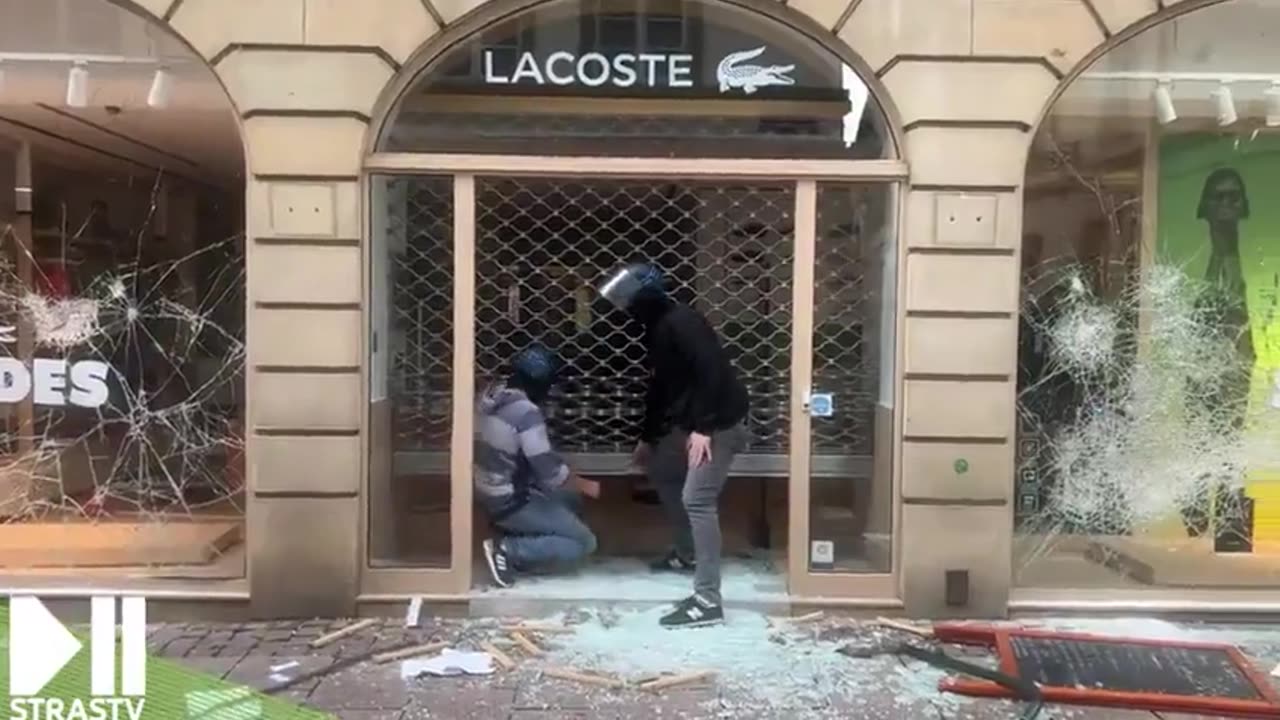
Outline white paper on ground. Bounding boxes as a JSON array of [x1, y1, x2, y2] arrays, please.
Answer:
[[401, 648, 495, 679], [269, 661, 300, 673], [1271, 662, 1280, 678]]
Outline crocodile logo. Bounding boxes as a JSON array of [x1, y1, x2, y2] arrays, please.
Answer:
[[717, 46, 795, 95]]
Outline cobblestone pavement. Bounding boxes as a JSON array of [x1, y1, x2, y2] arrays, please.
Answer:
[[147, 617, 1280, 720]]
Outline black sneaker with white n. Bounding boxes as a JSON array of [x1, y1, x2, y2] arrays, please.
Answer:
[[483, 538, 515, 588], [660, 594, 724, 628]]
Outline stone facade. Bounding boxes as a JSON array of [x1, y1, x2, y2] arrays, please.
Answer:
[[115, 0, 1231, 618]]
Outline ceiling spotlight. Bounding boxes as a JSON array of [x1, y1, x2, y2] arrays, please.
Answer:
[[1153, 80, 1176, 125], [1214, 83, 1237, 127], [147, 67, 172, 109], [66, 61, 89, 108], [1266, 81, 1280, 128]]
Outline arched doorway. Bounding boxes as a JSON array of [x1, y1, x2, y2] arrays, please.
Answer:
[[0, 0, 246, 584], [364, 0, 905, 601]]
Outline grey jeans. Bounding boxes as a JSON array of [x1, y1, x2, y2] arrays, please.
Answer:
[[647, 423, 748, 604]]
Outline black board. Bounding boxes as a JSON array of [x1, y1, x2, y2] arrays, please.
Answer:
[[1008, 635, 1262, 700]]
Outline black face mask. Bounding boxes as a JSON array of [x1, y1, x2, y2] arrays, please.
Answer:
[[511, 372, 553, 404], [627, 286, 673, 329]]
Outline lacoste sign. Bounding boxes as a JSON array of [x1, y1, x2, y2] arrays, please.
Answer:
[[482, 46, 795, 95]]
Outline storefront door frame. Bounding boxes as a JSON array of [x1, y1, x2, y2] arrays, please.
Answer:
[[361, 152, 906, 600]]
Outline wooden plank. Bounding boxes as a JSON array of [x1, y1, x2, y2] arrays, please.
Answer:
[[312, 619, 379, 649], [875, 617, 935, 638], [480, 641, 516, 671], [0, 521, 241, 567], [542, 667, 626, 689], [639, 671, 716, 692], [510, 631, 544, 657], [373, 641, 448, 664]]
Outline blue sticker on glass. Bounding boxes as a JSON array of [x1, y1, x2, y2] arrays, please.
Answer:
[[809, 393, 834, 418]]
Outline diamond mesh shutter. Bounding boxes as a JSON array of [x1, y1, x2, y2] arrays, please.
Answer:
[[473, 178, 794, 460], [813, 184, 879, 456], [387, 177, 882, 471], [388, 176, 454, 453]]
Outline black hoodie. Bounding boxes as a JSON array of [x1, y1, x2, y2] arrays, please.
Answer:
[[632, 292, 750, 443]]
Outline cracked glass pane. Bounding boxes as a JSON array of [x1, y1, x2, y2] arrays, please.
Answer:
[[0, 171, 245, 576], [1017, 0, 1280, 590], [0, 0, 244, 577]]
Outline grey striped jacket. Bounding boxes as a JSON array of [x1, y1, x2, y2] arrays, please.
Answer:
[[473, 384, 570, 510]]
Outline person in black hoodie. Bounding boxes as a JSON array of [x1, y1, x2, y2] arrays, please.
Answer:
[[599, 262, 750, 628]]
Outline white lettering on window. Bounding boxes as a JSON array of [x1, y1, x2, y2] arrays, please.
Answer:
[[668, 54, 693, 87], [31, 358, 66, 406], [511, 51, 545, 84], [546, 51, 575, 85], [482, 50, 703, 89], [611, 53, 638, 87], [638, 53, 664, 86], [483, 50, 509, 84], [577, 52, 610, 87], [0, 358, 111, 408]]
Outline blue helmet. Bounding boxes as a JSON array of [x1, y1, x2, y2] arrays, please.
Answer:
[[511, 343, 560, 387], [599, 262, 666, 312]]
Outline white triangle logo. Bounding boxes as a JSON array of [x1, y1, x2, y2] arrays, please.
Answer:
[[9, 596, 84, 696]]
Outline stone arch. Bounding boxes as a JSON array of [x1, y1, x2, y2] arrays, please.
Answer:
[[365, 0, 908, 159], [1022, 0, 1234, 172]]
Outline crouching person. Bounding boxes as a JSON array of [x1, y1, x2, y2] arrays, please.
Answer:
[[475, 344, 601, 588]]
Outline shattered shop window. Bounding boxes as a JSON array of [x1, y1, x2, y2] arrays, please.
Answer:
[[0, 175, 246, 575], [1015, 0, 1280, 591]]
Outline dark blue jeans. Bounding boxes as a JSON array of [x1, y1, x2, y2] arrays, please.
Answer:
[[490, 489, 597, 572]]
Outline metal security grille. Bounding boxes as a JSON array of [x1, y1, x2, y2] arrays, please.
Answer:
[[474, 178, 794, 462], [387, 176, 454, 452], [812, 184, 881, 456], [385, 177, 885, 475]]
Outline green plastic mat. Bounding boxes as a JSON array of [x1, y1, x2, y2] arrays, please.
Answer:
[[0, 599, 335, 719]]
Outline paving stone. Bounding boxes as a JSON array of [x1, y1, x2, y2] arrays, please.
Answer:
[[189, 641, 226, 657], [174, 656, 243, 680], [330, 635, 380, 658], [513, 674, 620, 710], [613, 688, 719, 720], [147, 631, 185, 653], [225, 654, 335, 693], [179, 624, 211, 638], [146, 624, 186, 649], [401, 678, 516, 720], [215, 644, 256, 659], [309, 662, 413, 711], [1038, 708, 1159, 719], [282, 642, 321, 655], [158, 637, 200, 657], [335, 712, 404, 720], [256, 640, 296, 656], [947, 699, 1035, 719]]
